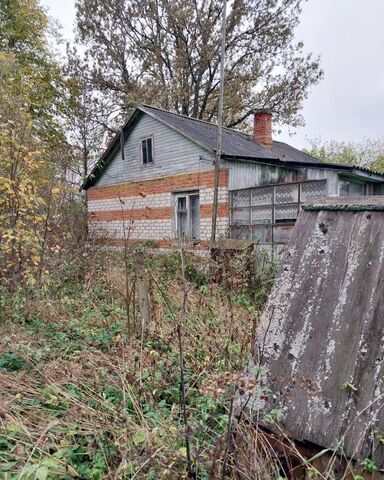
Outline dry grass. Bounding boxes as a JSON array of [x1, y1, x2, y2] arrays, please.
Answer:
[[0, 248, 276, 479], [0, 248, 377, 479]]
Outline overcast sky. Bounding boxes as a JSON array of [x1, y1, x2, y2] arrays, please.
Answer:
[[41, 0, 384, 149]]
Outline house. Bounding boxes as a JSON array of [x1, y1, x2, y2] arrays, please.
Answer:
[[82, 105, 384, 252]]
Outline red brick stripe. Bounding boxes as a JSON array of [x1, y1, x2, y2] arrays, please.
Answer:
[[200, 203, 229, 218], [87, 169, 228, 201], [88, 206, 172, 222], [88, 202, 229, 223]]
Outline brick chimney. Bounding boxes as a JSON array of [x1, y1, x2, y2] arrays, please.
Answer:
[[253, 110, 273, 148]]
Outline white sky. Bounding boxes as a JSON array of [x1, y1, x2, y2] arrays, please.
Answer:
[[41, 0, 384, 149]]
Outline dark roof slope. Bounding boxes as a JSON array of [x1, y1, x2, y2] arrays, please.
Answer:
[[82, 104, 384, 189], [270, 140, 323, 165], [141, 105, 278, 161], [142, 105, 326, 165]]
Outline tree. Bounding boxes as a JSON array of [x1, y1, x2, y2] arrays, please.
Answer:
[[74, 0, 323, 129], [0, 0, 72, 284], [0, 0, 64, 140], [62, 48, 105, 181], [305, 138, 384, 173], [0, 52, 47, 283]]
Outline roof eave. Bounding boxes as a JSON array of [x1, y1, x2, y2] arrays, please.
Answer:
[[222, 155, 384, 179]]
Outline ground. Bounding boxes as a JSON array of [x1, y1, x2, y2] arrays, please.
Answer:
[[0, 249, 275, 479]]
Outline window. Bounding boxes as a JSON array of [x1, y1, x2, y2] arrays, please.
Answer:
[[141, 137, 153, 165], [339, 180, 365, 197], [230, 180, 328, 249], [175, 192, 200, 239]]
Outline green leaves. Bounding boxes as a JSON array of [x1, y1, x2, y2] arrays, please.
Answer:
[[18, 458, 66, 479], [0, 351, 27, 371], [361, 458, 379, 473], [341, 381, 358, 392], [73, 0, 322, 130]]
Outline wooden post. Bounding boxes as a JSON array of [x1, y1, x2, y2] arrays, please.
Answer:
[[134, 252, 150, 337], [211, 0, 227, 247]]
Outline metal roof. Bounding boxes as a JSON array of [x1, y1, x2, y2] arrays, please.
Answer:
[[141, 105, 279, 161], [81, 105, 384, 189]]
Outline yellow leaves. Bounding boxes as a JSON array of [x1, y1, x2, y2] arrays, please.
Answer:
[[0, 178, 14, 196]]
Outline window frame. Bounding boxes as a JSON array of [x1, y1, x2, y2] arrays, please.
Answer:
[[174, 191, 200, 240], [338, 178, 366, 197], [230, 179, 328, 247], [140, 136, 154, 166]]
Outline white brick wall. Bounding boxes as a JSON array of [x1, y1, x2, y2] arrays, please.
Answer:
[[200, 217, 229, 241], [88, 192, 172, 212], [89, 219, 173, 240], [199, 187, 229, 204], [89, 186, 230, 244]]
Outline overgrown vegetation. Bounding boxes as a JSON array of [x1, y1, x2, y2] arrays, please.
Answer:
[[0, 247, 280, 479], [1, 247, 378, 479]]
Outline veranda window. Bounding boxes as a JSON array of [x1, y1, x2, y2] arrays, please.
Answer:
[[230, 180, 328, 251]]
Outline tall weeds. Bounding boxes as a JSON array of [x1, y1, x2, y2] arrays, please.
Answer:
[[0, 247, 375, 479]]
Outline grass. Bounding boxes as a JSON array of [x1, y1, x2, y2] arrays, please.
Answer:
[[0, 248, 279, 479]]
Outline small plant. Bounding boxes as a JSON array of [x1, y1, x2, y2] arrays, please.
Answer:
[[0, 352, 28, 371], [374, 427, 384, 445], [341, 381, 358, 392], [361, 457, 378, 473], [263, 408, 284, 424]]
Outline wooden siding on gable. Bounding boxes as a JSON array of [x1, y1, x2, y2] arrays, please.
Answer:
[[95, 114, 215, 187]]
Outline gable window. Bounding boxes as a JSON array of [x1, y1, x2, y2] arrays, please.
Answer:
[[141, 137, 153, 165], [175, 192, 200, 240]]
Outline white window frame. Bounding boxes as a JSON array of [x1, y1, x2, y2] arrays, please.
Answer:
[[174, 191, 200, 240], [140, 136, 154, 166]]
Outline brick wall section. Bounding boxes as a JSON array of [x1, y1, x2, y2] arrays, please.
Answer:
[[253, 111, 272, 148], [87, 169, 229, 245], [87, 170, 228, 201]]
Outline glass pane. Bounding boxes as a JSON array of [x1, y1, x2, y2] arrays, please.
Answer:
[[339, 181, 365, 197], [251, 187, 273, 206], [274, 225, 294, 243], [252, 226, 272, 243], [232, 190, 250, 207], [301, 181, 327, 201], [142, 140, 148, 164], [147, 138, 153, 163], [232, 208, 250, 225], [275, 184, 299, 204], [178, 197, 187, 210], [251, 207, 272, 224], [190, 195, 200, 239], [178, 211, 188, 236], [275, 205, 298, 221], [231, 225, 251, 240]]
